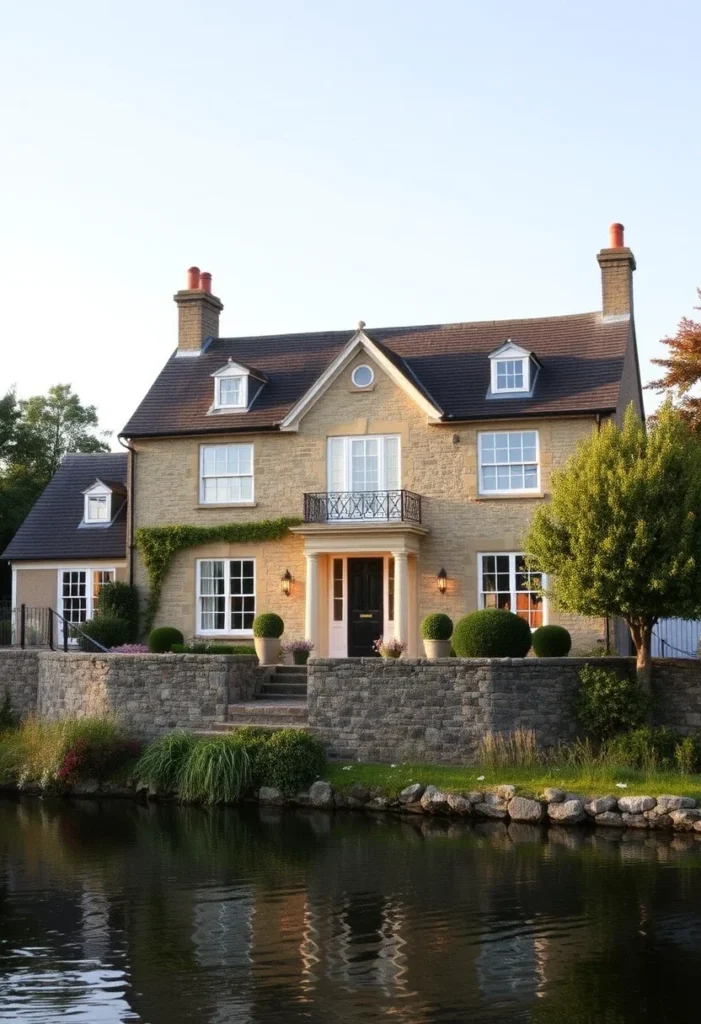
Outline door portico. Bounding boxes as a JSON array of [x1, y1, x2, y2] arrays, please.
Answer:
[[290, 522, 426, 657]]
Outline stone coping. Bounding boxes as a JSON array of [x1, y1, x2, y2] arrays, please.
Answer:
[[309, 656, 691, 667], [34, 652, 258, 662]]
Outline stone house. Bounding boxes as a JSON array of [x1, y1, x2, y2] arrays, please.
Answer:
[[3, 225, 642, 655]]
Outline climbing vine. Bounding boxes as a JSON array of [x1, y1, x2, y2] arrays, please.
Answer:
[[135, 517, 303, 633]]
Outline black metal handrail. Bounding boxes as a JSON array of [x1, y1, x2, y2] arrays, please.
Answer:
[[303, 489, 422, 524], [0, 604, 109, 653]]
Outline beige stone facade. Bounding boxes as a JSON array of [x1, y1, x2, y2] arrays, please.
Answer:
[[132, 346, 632, 655]]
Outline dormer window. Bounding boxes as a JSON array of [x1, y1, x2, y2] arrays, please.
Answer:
[[82, 481, 113, 525], [488, 340, 540, 397], [217, 375, 246, 409], [211, 360, 268, 413]]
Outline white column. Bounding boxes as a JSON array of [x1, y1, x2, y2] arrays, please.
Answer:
[[392, 551, 409, 653], [305, 552, 320, 654]]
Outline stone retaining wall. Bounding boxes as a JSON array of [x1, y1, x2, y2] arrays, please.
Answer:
[[308, 656, 701, 762], [0, 650, 263, 738]]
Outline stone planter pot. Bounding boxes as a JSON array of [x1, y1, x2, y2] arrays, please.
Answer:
[[254, 637, 281, 666], [380, 648, 402, 659], [293, 650, 310, 666], [422, 638, 452, 659]]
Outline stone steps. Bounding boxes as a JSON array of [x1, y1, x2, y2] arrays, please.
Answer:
[[224, 700, 309, 729], [258, 664, 308, 700]]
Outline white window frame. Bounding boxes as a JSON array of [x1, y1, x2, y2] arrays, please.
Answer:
[[351, 364, 375, 388], [56, 566, 116, 644], [326, 435, 401, 492], [196, 557, 256, 636], [477, 551, 546, 630], [83, 482, 112, 524], [199, 443, 254, 505], [478, 430, 540, 496], [492, 357, 529, 394], [211, 362, 251, 411]]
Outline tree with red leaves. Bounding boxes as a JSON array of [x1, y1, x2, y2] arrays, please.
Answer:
[[648, 290, 701, 428]]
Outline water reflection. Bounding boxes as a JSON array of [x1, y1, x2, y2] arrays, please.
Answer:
[[0, 798, 700, 1022]]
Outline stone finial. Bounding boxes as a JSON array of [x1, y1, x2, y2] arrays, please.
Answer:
[[357, 320, 366, 330]]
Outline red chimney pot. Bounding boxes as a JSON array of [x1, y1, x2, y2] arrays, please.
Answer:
[[200, 272, 212, 294], [186, 266, 200, 290], [609, 223, 625, 249]]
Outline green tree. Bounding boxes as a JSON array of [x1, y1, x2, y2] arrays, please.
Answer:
[[524, 403, 701, 691], [0, 384, 110, 598]]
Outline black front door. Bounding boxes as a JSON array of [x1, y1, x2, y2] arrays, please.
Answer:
[[348, 558, 384, 657]]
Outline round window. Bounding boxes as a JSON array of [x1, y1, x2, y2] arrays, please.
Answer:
[[352, 364, 374, 388]]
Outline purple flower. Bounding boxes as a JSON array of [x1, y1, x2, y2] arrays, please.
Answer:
[[108, 643, 150, 654]]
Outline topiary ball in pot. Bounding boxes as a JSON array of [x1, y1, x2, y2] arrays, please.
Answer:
[[452, 608, 532, 658], [420, 612, 453, 659], [148, 626, 184, 653], [532, 624, 572, 657], [252, 612, 284, 666]]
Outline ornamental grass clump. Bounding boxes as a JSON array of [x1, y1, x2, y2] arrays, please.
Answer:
[[134, 730, 197, 793], [452, 609, 532, 658], [178, 737, 252, 805]]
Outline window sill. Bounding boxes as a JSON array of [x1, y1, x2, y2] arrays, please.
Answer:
[[473, 493, 545, 501], [195, 502, 258, 509]]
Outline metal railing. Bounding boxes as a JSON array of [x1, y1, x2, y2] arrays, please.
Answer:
[[0, 604, 109, 653], [303, 489, 422, 524]]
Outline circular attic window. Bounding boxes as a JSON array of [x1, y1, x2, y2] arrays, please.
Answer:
[[352, 364, 374, 388]]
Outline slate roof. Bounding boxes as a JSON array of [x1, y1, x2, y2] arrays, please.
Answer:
[[120, 312, 633, 438], [2, 453, 128, 562]]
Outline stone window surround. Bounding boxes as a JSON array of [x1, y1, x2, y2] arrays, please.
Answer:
[[477, 429, 540, 496], [199, 442, 255, 505]]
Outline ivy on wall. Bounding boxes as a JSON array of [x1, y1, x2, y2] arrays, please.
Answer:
[[135, 517, 303, 633]]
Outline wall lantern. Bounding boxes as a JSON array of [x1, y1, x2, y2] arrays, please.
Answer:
[[437, 567, 448, 595], [280, 569, 293, 597]]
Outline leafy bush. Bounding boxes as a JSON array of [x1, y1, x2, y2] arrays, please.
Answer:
[[0, 619, 12, 645], [253, 613, 284, 639], [421, 613, 453, 641], [675, 736, 698, 775], [77, 614, 131, 652], [134, 730, 196, 792], [0, 689, 18, 731], [575, 665, 650, 739], [57, 735, 141, 783], [256, 729, 326, 795], [532, 624, 572, 657], [602, 725, 700, 771], [97, 581, 140, 641], [452, 609, 532, 658], [178, 737, 252, 805], [148, 626, 184, 653], [0, 717, 136, 787]]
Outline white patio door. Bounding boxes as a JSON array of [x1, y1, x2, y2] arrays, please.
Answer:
[[327, 435, 400, 519], [57, 568, 115, 644]]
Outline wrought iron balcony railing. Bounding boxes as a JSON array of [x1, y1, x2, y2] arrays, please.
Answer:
[[303, 489, 422, 524]]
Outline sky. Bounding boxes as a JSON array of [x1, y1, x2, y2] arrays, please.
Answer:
[[2, 0, 700, 445]]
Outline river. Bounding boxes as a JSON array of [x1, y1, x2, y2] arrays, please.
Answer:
[[0, 797, 700, 1022]]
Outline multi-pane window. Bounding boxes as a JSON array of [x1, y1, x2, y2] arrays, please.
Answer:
[[495, 358, 525, 391], [327, 435, 401, 519], [479, 430, 539, 494], [479, 553, 544, 628], [86, 494, 109, 521], [198, 559, 255, 634], [333, 558, 343, 622], [200, 444, 254, 504], [217, 376, 245, 408], [62, 570, 88, 625], [92, 570, 115, 609]]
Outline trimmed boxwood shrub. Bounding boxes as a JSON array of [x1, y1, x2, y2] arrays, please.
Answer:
[[148, 626, 184, 653], [452, 609, 532, 658], [170, 643, 257, 655], [420, 613, 453, 641], [253, 613, 284, 639], [532, 624, 572, 657], [97, 581, 140, 641], [77, 615, 131, 652]]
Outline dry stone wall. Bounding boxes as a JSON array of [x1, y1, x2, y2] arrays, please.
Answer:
[[0, 650, 40, 718]]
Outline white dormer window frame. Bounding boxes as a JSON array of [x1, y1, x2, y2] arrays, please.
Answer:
[[212, 362, 249, 410], [83, 481, 112, 525], [488, 341, 535, 395]]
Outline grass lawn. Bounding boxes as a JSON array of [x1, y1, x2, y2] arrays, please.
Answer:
[[324, 761, 701, 802]]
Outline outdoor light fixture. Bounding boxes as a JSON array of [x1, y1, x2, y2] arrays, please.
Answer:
[[437, 568, 448, 595], [280, 569, 293, 596]]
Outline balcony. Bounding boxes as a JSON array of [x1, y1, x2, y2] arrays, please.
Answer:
[[303, 489, 422, 525]]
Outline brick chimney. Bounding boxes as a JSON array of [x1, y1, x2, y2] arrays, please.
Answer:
[[597, 223, 636, 319], [174, 266, 223, 353]]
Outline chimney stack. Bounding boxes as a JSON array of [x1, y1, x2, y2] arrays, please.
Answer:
[[597, 223, 636, 319], [174, 266, 223, 353]]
